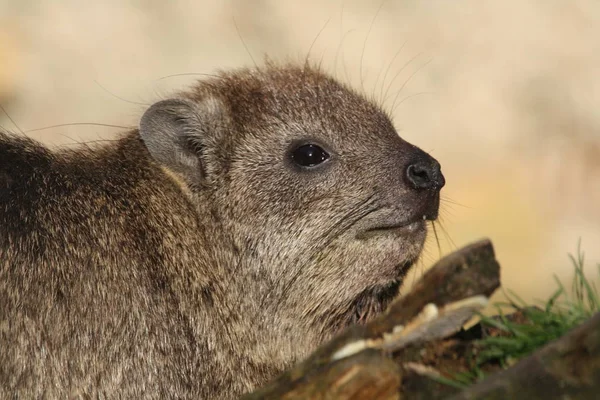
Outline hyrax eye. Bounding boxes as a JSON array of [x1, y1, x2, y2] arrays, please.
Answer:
[[291, 144, 330, 167]]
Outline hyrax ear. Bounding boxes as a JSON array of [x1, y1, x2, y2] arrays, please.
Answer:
[[139, 97, 224, 186]]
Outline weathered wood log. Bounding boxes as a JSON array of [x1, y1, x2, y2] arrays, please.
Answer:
[[244, 350, 402, 400], [448, 310, 600, 400], [243, 239, 500, 399]]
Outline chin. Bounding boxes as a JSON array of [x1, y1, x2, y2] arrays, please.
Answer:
[[325, 276, 405, 334], [355, 227, 427, 318], [327, 254, 420, 335], [321, 224, 428, 335], [349, 278, 404, 325], [375, 224, 427, 274]]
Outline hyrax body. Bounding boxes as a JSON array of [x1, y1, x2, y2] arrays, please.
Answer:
[[0, 63, 444, 399]]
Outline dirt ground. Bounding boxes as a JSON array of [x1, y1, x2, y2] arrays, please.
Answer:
[[1, 0, 599, 306]]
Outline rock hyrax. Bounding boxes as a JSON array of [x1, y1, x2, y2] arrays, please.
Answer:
[[0, 63, 445, 399]]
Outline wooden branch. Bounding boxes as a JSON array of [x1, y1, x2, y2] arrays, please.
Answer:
[[244, 350, 401, 400], [447, 311, 600, 400], [243, 239, 500, 399]]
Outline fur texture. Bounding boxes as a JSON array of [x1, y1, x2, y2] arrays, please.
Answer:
[[0, 63, 444, 399]]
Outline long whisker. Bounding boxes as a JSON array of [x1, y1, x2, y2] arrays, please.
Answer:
[[359, 0, 388, 93], [382, 51, 424, 104], [390, 58, 433, 113], [431, 221, 442, 258], [378, 41, 407, 105], [61, 137, 125, 147], [334, 28, 357, 84], [25, 123, 131, 133], [94, 80, 149, 106], [392, 91, 435, 114], [315, 194, 379, 249], [156, 72, 222, 81], [437, 218, 458, 250], [438, 206, 457, 219], [233, 16, 257, 68], [304, 16, 332, 69], [0, 104, 25, 135], [441, 195, 470, 208]]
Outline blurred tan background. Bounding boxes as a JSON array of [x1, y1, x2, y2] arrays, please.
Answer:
[[1, 0, 599, 305]]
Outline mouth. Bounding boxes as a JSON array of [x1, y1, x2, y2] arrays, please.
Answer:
[[357, 192, 441, 240], [334, 205, 438, 329], [357, 216, 427, 240]]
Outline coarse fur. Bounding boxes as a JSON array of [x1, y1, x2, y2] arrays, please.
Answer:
[[0, 62, 444, 399]]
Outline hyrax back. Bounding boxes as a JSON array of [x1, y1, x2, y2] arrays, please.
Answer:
[[0, 63, 444, 399]]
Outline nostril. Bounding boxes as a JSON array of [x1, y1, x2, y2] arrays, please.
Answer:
[[405, 160, 445, 190], [406, 163, 432, 189]]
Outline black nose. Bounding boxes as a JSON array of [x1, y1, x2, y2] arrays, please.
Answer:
[[405, 159, 445, 190]]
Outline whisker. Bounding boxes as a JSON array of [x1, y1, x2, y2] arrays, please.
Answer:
[[304, 16, 332, 69], [370, 63, 386, 104], [438, 206, 457, 219], [431, 221, 442, 258], [94, 80, 149, 106], [333, 0, 348, 82], [439, 198, 460, 215], [390, 58, 433, 113], [441, 195, 471, 208], [342, 49, 352, 85], [233, 16, 257, 68], [315, 194, 379, 251], [156, 72, 222, 81], [25, 123, 131, 133], [382, 51, 424, 104], [392, 91, 435, 114], [61, 137, 125, 147], [378, 41, 407, 105], [0, 104, 25, 135], [359, 0, 388, 93], [437, 219, 458, 251], [334, 28, 357, 84]]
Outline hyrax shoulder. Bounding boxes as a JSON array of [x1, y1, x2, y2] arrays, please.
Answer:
[[0, 63, 444, 399]]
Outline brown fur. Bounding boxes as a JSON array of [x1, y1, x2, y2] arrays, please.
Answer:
[[0, 63, 444, 399]]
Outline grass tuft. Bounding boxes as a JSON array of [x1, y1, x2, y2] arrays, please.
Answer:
[[448, 240, 600, 386]]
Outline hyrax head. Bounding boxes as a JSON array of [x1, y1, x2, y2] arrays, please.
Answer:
[[140, 63, 444, 334]]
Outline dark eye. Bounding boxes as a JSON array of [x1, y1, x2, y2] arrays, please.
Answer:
[[291, 144, 330, 168]]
